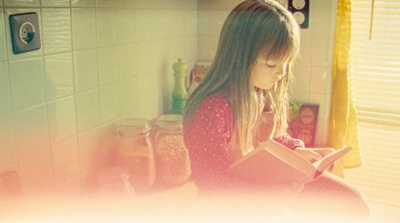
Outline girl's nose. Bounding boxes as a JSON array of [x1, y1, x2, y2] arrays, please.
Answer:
[[277, 65, 286, 76]]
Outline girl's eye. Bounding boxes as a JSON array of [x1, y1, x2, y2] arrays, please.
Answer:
[[267, 64, 276, 68]]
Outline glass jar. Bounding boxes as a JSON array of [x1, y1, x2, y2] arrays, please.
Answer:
[[96, 166, 135, 196], [153, 114, 191, 186], [115, 118, 156, 193]]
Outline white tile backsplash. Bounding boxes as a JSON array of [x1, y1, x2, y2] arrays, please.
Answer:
[[96, 0, 117, 8], [135, 0, 155, 9], [117, 8, 136, 44], [117, 0, 136, 8], [72, 8, 97, 50], [52, 137, 80, 186], [71, 0, 96, 8], [9, 58, 46, 111], [207, 10, 229, 35], [197, 10, 208, 35], [45, 53, 74, 101], [0, 62, 12, 114], [73, 49, 99, 92], [311, 11, 331, 40], [207, 0, 234, 10], [0, 113, 17, 165], [96, 8, 118, 47], [98, 46, 119, 85], [136, 40, 161, 75], [77, 126, 101, 172], [42, 8, 72, 55], [13, 104, 50, 158], [119, 77, 138, 114], [0, 10, 7, 62], [75, 89, 101, 133], [41, 0, 70, 7], [308, 93, 331, 122], [4, 0, 40, 7], [18, 149, 53, 195], [47, 96, 77, 143], [311, 39, 330, 67], [309, 66, 332, 94], [118, 43, 137, 80], [99, 83, 120, 123], [135, 9, 156, 42]]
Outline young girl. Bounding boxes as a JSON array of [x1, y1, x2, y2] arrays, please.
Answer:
[[183, 0, 368, 218]]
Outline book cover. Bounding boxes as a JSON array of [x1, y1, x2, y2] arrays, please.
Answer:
[[227, 140, 352, 186], [288, 104, 319, 147]]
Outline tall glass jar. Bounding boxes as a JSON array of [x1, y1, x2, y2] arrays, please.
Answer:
[[153, 114, 191, 187], [115, 118, 155, 193]]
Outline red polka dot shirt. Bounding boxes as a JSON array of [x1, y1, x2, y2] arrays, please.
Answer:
[[183, 93, 305, 193]]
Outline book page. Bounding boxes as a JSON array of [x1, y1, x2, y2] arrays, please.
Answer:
[[261, 140, 317, 178], [312, 146, 353, 172]]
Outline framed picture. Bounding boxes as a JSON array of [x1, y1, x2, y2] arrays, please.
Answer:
[[287, 103, 319, 147]]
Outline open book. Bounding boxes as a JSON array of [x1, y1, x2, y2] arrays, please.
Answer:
[[228, 140, 352, 185]]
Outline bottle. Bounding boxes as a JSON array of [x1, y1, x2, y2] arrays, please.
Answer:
[[172, 58, 188, 114], [115, 118, 156, 193], [153, 114, 191, 186]]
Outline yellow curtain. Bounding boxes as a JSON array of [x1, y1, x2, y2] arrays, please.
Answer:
[[329, 0, 363, 177]]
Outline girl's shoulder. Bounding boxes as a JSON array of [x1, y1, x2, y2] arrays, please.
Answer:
[[199, 93, 231, 111]]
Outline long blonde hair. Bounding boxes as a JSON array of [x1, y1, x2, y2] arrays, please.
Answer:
[[183, 0, 300, 156]]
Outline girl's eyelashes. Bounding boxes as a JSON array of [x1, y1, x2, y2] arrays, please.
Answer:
[[267, 63, 276, 68]]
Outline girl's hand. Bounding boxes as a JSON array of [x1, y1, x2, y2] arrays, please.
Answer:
[[309, 148, 337, 172], [293, 147, 322, 163]]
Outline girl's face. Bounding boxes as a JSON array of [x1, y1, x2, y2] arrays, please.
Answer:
[[251, 57, 288, 90]]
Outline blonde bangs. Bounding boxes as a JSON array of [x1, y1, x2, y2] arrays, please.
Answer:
[[258, 27, 299, 65]]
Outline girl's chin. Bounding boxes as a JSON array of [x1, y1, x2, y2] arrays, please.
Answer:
[[255, 84, 273, 90]]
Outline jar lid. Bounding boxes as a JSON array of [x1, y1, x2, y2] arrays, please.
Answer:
[[118, 118, 151, 137], [155, 114, 183, 129]]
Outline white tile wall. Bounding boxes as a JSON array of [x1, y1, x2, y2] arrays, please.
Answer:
[[47, 96, 77, 143], [98, 46, 119, 85], [75, 89, 101, 133], [18, 149, 53, 195], [77, 126, 101, 172], [96, 8, 118, 47], [41, 0, 70, 8], [44, 53, 74, 101], [73, 49, 98, 92], [71, 8, 97, 50], [42, 8, 72, 55], [99, 83, 120, 123], [0, 62, 12, 114], [4, 0, 40, 7], [0, 113, 17, 165], [13, 104, 50, 158], [0, 0, 197, 195], [117, 9, 136, 44], [9, 58, 46, 111], [71, 0, 96, 8], [0, 10, 7, 61], [52, 137, 80, 186]]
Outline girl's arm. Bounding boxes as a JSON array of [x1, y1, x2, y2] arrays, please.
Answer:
[[274, 134, 305, 150], [183, 94, 260, 193]]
